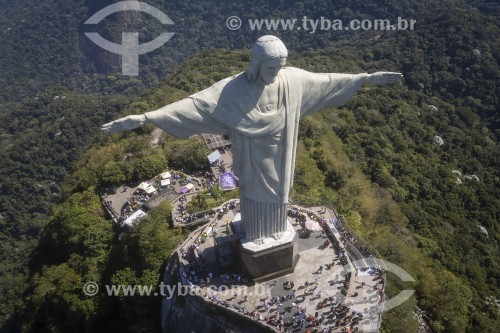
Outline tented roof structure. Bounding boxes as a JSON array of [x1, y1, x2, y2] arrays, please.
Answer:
[[123, 209, 146, 226]]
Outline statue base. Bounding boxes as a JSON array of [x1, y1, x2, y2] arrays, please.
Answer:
[[231, 213, 300, 282]]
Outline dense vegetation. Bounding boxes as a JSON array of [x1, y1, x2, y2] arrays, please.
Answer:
[[0, 0, 498, 332], [1, 0, 498, 103], [18, 131, 188, 332], [0, 90, 130, 329]]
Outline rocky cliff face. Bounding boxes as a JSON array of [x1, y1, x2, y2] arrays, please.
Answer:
[[161, 254, 273, 333], [163, 294, 274, 333]]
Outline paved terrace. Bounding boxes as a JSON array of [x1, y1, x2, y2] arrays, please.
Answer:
[[100, 148, 235, 227], [176, 203, 385, 332], [101, 172, 215, 226]]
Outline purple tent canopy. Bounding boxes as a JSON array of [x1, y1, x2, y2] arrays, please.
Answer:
[[180, 183, 194, 193], [220, 172, 238, 190]]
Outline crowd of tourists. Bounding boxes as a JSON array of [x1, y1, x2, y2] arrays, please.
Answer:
[[174, 203, 384, 332], [197, 261, 366, 332]]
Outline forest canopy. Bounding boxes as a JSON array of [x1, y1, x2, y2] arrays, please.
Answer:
[[0, 0, 498, 332]]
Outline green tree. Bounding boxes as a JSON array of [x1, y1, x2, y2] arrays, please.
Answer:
[[192, 191, 209, 210], [41, 189, 113, 271], [164, 139, 210, 172], [125, 202, 181, 271], [20, 264, 97, 332], [133, 155, 167, 180], [210, 185, 222, 201], [99, 161, 126, 186], [108, 268, 162, 333]]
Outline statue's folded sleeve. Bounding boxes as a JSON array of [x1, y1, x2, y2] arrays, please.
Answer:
[[296, 69, 371, 118], [144, 97, 229, 138]]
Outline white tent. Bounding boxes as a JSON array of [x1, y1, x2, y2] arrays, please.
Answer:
[[305, 219, 322, 231], [207, 150, 221, 163], [160, 171, 171, 179], [160, 179, 171, 187], [138, 182, 157, 195], [145, 185, 157, 195], [123, 209, 146, 226]]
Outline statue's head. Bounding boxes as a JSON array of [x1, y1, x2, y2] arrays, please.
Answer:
[[246, 35, 288, 84]]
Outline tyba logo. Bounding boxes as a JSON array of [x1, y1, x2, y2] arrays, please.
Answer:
[[84, 1, 174, 75]]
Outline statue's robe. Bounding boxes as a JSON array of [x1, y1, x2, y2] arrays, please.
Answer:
[[145, 67, 370, 242]]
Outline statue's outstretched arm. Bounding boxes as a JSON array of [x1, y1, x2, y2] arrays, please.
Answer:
[[368, 72, 404, 85], [101, 114, 147, 133]]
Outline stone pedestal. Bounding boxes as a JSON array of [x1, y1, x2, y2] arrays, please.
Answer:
[[231, 214, 300, 282]]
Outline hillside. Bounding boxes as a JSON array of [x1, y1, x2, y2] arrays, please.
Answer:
[[7, 46, 498, 332], [1, 0, 498, 104], [0, 0, 499, 332]]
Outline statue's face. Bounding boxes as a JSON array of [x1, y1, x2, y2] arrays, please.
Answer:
[[259, 57, 286, 84]]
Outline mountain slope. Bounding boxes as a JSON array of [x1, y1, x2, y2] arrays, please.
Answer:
[[0, 0, 498, 331], [12, 47, 499, 333]]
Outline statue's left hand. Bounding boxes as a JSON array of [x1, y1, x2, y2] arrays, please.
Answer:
[[369, 72, 403, 85], [101, 114, 147, 133]]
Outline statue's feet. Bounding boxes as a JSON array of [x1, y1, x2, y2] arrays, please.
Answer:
[[253, 238, 264, 245], [272, 232, 284, 240]]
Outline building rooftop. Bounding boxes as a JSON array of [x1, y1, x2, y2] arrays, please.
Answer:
[[202, 133, 231, 150]]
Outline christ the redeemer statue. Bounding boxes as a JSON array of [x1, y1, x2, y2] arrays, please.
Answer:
[[102, 35, 402, 244]]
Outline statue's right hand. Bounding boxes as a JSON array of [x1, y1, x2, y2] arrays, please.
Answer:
[[101, 114, 147, 133]]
